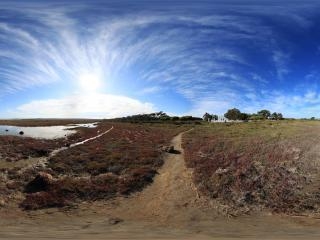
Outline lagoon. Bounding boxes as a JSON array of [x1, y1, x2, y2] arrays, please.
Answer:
[[0, 123, 98, 139]]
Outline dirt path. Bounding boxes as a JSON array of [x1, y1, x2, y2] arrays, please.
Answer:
[[2, 130, 320, 239], [105, 129, 206, 225]]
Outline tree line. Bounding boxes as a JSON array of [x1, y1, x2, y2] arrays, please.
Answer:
[[203, 108, 283, 121], [110, 111, 202, 122]]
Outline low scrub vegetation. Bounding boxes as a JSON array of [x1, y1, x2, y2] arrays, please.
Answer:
[[17, 122, 188, 209], [0, 136, 60, 162], [183, 121, 320, 214], [21, 167, 157, 210], [48, 122, 186, 175], [0, 123, 105, 163]]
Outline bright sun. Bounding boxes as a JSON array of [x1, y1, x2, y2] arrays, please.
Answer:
[[78, 72, 101, 92]]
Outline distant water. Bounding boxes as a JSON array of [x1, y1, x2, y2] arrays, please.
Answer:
[[66, 122, 99, 128], [0, 123, 98, 139]]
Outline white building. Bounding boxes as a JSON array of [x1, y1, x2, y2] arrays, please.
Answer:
[[211, 115, 231, 122]]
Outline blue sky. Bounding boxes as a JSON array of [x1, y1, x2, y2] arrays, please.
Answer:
[[1, 0, 320, 118]]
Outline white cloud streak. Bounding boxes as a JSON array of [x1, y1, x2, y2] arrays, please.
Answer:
[[11, 94, 155, 119]]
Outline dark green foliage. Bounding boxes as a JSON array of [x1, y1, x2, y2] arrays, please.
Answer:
[[239, 113, 250, 121], [212, 114, 218, 121], [203, 113, 218, 121], [271, 112, 284, 120], [109, 111, 201, 123], [249, 114, 264, 120], [224, 108, 242, 120], [257, 109, 271, 119]]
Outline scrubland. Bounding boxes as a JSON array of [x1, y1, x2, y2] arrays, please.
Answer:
[[183, 120, 320, 215], [2, 119, 320, 239], [0, 121, 188, 210], [1, 119, 320, 217]]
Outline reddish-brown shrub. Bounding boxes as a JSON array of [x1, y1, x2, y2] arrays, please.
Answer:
[[182, 121, 320, 214]]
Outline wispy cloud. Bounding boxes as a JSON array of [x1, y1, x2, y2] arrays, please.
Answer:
[[272, 50, 290, 81], [138, 86, 163, 95], [10, 94, 155, 118], [0, 1, 319, 118]]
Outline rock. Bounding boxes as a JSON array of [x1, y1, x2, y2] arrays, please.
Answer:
[[107, 165, 123, 175], [25, 172, 54, 193], [6, 180, 21, 190], [108, 217, 123, 225], [238, 191, 254, 204], [19, 131, 24, 135], [0, 199, 5, 207], [161, 145, 176, 153], [34, 149, 50, 157], [215, 168, 229, 175], [5, 129, 8, 132], [96, 172, 118, 180], [287, 167, 298, 174]]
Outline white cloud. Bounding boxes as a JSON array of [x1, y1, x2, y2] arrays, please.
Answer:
[[304, 91, 319, 103], [272, 50, 290, 81], [138, 86, 162, 95], [11, 94, 155, 118], [185, 99, 232, 117], [184, 88, 320, 119]]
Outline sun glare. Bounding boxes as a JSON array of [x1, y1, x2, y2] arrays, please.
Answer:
[[78, 72, 101, 92]]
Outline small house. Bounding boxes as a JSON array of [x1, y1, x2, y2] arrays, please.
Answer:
[[211, 116, 230, 123]]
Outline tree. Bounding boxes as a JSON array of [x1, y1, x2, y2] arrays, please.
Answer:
[[257, 109, 271, 119], [240, 113, 250, 121], [277, 113, 283, 120], [180, 116, 194, 121], [171, 116, 180, 121], [271, 112, 283, 120], [271, 112, 278, 120], [156, 111, 168, 118], [249, 114, 264, 121], [159, 115, 170, 121], [203, 112, 211, 122], [224, 108, 242, 120], [212, 114, 218, 121]]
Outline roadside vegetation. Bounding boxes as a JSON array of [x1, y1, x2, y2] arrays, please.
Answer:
[[183, 120, 320, 215]]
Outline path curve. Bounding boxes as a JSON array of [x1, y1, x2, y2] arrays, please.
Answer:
[[106, 129, 207, 226]]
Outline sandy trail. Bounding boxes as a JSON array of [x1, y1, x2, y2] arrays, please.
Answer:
[[2, 130, 320, 239], [106, 129, 204, 224]]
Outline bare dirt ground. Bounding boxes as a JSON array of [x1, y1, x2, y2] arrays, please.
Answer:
[[2, 130, 320, 239]]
